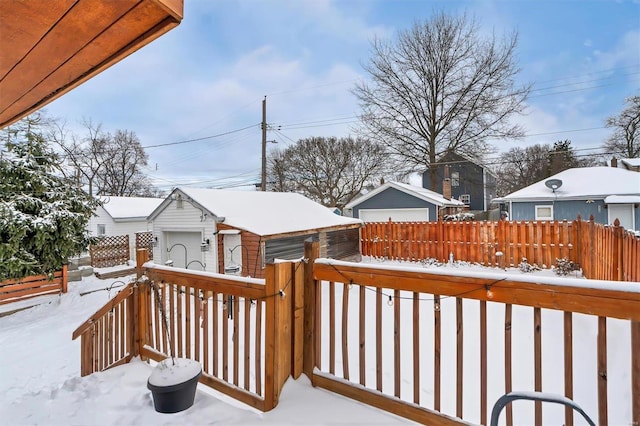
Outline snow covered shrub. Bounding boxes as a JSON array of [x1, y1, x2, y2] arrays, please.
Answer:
[[518, 257, 541, 273], [420, 257, 442, 267], [553, 258, 580, 276], [0, 116, 100, 281], [443, 212, 475, 221]]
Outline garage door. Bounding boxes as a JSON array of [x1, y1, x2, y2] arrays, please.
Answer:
[[608, 204, 634, 230], [359, 208, 429, 222], [164, 231, 204, 270]]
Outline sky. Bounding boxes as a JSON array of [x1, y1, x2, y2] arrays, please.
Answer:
[[0, 260, 635, 425], [43, 0, 640, 192]]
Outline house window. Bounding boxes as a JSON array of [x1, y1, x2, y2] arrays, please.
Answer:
[[97, 224, 106, 235], [451, 172, 460, 187], [460, 194, 470, 205], [535, 205, 553, 221]]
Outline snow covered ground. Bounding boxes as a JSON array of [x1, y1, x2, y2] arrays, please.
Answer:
[[0, 271, 408, 425], [0, 260, 635, 425]]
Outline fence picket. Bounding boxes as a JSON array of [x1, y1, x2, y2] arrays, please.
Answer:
[[359, 219, 638, 282]]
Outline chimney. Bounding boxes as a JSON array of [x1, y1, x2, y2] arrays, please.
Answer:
[[611, 157, 618, 168], [443, 165, 451, 200]]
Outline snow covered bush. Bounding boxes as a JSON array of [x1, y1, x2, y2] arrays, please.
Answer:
[[420, 257, 442, 267], [443, 212, 475, 221], [518, 257, 541, 273], [553, 257, 580, 276], [0, 117, 99, 281]]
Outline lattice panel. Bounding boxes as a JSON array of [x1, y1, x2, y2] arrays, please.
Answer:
[[90, 235, 130, 268], [135, 231, 154, 260]]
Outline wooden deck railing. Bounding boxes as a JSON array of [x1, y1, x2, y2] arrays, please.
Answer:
[[74, 244, 640, 425], [0, 265, 68, 306], [72, 282, 138, 376], [73, 249, 304, 412], [360, 217, 640, 282], [305, 243, 640, 426]]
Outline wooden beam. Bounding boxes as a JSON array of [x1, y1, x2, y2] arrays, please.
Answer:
[[314, 262, 640, 321]]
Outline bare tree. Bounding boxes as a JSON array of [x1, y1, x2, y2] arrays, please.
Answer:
[[52, 118, 109, 196], [94, 129, 150, 196], [496, 140, 595, 196], [354, 11, 530, 191], [495, 144, 552, 196], [603, 95, 640, 158], [52, 120, 154, 196], [267, 136, 387, 208]]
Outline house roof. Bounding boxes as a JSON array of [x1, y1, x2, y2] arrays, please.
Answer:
[[497, 167, 640, 202], [0, 0, 183, 128], [100, 196, 163, 221], [344, 181, 466, 209], [150, 188, 362, 236], [621, 158, 640, 168]]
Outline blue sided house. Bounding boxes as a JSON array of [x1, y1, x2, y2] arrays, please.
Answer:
[[494, 166, 640, 231]]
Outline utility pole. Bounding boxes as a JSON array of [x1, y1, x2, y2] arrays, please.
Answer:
[[261, 96, 267, 191]]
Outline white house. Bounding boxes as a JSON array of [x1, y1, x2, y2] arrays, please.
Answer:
[[147, 188, 362, 278], [88, 196, 164, 260]]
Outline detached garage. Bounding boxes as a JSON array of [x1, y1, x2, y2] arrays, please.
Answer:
[[345, 181, 465, 222], [148, 187, 363, 278]]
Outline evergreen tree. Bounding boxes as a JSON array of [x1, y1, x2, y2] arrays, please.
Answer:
[[0, 115, 99, 281]]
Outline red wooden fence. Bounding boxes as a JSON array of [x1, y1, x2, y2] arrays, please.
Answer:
[[360, 216, 640, 282], [0, 266, 68, 305]]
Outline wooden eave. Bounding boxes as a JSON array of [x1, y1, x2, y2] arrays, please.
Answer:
[[0, 0, 183, 129]]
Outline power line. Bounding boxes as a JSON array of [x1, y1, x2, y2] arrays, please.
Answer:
[[142, 123, 259, 149]]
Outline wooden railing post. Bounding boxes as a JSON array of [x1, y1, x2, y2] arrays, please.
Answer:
[[135, 248, 149, 358], [303, 241, 320, 380], [264, 262, 292, 410], [61, 264, 68, 293], [291, 260, 305, 379], [136, 248, 149, 279]]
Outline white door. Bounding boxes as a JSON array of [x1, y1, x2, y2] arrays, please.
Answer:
[[223, 234, 242, 275], [164, 231, 204, 270], [359, 208, 429, 222], [608, 204, 634, 230]]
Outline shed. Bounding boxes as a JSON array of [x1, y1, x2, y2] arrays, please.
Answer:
[[344, 181, 465, 222], [88, 196, 163, 260], [494, 166, 640, 231], [147, 188, 363, 278]]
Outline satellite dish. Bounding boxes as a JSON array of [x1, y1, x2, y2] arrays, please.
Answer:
[[545, 179, 563, 192]]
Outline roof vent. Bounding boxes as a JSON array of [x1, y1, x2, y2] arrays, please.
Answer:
[[544, 179, 563, 192]]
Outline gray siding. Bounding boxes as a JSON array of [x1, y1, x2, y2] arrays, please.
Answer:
[[510, 200, 608, 223], [422, 153, 489, 211], [265, 234, 319, 262], [352, 187, 439, 221]]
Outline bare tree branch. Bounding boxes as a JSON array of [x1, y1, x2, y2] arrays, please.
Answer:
[[353, 11, 530, 191]]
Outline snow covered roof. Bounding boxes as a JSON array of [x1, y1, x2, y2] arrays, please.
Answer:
[[498, 167, 640, 202], [152, 188, 362, 236], [604, 195, 640, 204], [621, 158, 640, 168], [99, 196, 164, 221], [344, 181, 466, 209]]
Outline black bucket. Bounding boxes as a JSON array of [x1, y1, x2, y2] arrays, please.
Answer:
[[147, 370, 202, 413]]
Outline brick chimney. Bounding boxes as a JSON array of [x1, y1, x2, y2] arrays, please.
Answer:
[[443, 165, 451, 200], [611, 157, 618, 168]]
